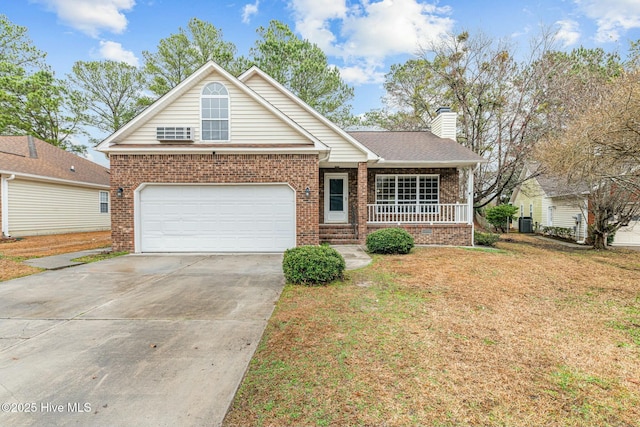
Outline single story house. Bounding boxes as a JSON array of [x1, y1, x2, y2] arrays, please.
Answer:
[[509, 163, 640, 246], [96, 61, 484, 253], [1, 135, 111, 237]]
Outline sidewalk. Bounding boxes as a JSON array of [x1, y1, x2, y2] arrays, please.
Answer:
[[332, 245, 372, 270], [24, 247, 112, 270]]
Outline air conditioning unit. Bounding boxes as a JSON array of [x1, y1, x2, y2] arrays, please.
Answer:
[[156, 127, 194, 141]]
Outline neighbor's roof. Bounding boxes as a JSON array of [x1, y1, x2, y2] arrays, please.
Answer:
[[348, 131, 485, 164], [526, 162, 589, 197], [0, 135, 110, 187]]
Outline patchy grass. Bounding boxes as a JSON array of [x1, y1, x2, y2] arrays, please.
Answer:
[[0, 231, 110, 282], [71, 250, 128, 264], [224, 234, 640, 427]]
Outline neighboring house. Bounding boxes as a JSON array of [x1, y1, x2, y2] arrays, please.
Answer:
[[96, 61, 484, 253], [510, 163, 640, 246], [0, 136, 111, 237], [510, 163, 589, 242]]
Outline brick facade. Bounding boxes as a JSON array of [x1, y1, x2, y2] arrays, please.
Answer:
[[319, 166, 472, 246], [110, 153, 319, 252]]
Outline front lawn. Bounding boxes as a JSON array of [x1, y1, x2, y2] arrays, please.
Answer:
[[224, 234, 640, 426]]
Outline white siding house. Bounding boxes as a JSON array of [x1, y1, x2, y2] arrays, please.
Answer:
[[1, 136, 111, 237]]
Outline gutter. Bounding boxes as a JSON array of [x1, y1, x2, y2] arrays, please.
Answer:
[[0, 170, 109, 190]]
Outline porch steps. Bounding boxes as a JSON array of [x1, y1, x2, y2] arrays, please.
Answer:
[[319, 224, 360, 245]]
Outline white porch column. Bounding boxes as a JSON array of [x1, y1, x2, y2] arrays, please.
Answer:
[[467, 166, 475, 244]]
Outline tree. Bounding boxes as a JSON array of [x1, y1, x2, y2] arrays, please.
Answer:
[[143, 18, 237, 97], [538, 68, 640, 249], [369, 30, 559, 207], [70, 60, 149, 135], [245, 20, 354, 125], [0, 15, 86, 153], [363, 59, 444, 130], [485, 204, 518, 233], [0, 14, 45, 70]]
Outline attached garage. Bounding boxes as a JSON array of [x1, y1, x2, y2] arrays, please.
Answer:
[[612, 219, 640, 247], [137, 184, 295, 252]]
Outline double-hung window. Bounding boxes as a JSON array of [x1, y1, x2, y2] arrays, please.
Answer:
[[375, 175, 439, 212], [201, 82, 229, 141], [99, 191, 109, 213]]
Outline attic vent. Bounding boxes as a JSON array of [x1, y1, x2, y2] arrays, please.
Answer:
[[156, 127, 194, 141]]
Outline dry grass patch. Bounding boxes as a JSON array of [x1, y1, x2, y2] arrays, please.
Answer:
[[0, 231, 111, 281], [224, 235, 640, 426]]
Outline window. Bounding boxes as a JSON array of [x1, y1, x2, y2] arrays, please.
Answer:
[[375, 175, 439, 209], [100, 191, 109, 213], [520, 204, 524, 216], [529, 203, 533, 217], [201, 82, 229, 141]]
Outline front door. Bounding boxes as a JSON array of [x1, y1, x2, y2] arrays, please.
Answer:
[[324, 173, 348, 223]]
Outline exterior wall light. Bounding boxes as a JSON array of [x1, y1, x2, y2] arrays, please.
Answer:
[[305, 187, 311, 197], [117, 187, 124, 198]]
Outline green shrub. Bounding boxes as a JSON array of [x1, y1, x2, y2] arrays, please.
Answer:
[[485, 204, 518, 233], [282, 245, 346, 285], [542, 226, 574, 240], [366, 228, 414, 254], [474, 231, 500, 247]]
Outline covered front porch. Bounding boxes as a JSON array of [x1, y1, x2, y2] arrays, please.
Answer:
[[318, 163, 475, 246]]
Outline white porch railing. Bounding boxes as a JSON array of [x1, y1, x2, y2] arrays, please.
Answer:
[[367, 203, 469, 224]]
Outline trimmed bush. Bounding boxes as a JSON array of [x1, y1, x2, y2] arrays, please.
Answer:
[[485, 204, 518, 233], [282, 245, 346, 286], [366, 227, 414, 254], [474, 231, 500, 247]]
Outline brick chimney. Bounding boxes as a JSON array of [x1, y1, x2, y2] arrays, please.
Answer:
[[430, 107, 457, 141]]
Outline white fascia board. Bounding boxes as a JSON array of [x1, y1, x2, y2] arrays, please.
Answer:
[[101, 146, 328, 156], [0, 170, 110, 189], [239, 66, 379, 161], [97, 61, 329, 153], [372, 160, 485, 168]]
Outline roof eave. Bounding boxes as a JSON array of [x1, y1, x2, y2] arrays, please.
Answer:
[[97, 145, 329, 155], [373, 159, 486, 167], [0, 170, 110, 189]]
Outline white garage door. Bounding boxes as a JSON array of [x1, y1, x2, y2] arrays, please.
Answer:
[[139, 184, 295, 252], [612, 220, 640, 246]]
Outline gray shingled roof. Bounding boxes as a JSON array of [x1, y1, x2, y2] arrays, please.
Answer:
[[0, 136, 110, 186], [526, 162, 590, 197], [348, 131, 484, 163]]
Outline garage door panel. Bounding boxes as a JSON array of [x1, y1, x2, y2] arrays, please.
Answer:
[[612, 221, 640, 246], [139, 185, 296, 252]]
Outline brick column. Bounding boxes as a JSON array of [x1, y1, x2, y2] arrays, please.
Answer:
[[357, 162, 368, 244]]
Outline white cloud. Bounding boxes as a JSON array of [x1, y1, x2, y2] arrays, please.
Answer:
[[555, 19, 581, 47], [242, 0, 260, 24], [98, 40, 139, 66], [289, 0, 453, 84], [339, 63, 386, 85], [575, 0, 640, 42], [33, 0, 135, 37], [340, 0, 453, 59]]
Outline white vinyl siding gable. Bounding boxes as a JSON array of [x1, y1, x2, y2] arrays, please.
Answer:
[[7, 179, 110, 236], [244, 74, 367, 161], [118, 71, 307, 145]]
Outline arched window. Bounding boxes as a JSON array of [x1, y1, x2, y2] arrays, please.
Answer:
[[201, 82, 229, 141]]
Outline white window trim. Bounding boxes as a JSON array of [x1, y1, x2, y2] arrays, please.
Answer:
[[200, 82, 230, 142], [99, 191, 109, 214], [375, 174, 440, 205]]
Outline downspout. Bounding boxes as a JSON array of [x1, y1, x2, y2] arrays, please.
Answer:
[[468, 164, 480, 246], [1, 174, 16, 238]]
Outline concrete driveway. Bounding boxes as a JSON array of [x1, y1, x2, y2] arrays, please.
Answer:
[[0, 254, 284, 427]]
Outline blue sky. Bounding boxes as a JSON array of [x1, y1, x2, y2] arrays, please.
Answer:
[[3, 0, 640, 165]]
